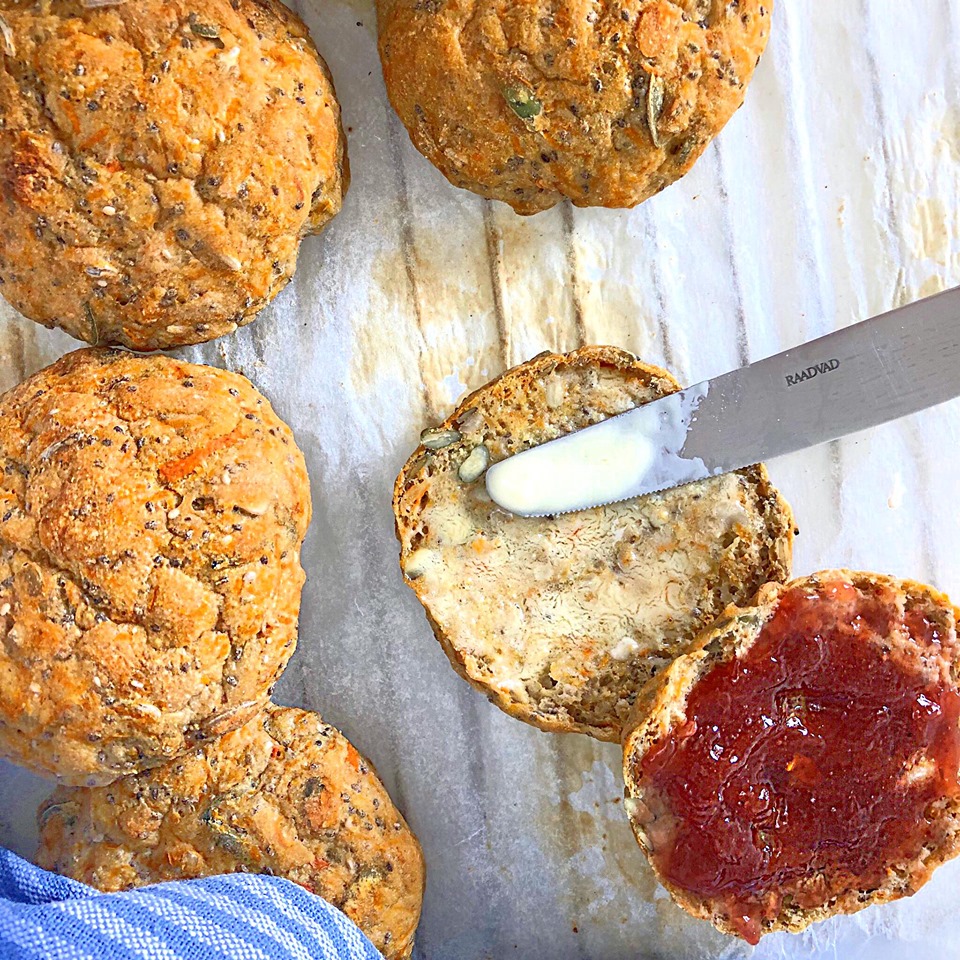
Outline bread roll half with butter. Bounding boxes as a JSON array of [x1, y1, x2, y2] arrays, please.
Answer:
[[393, 346, 795, 741]]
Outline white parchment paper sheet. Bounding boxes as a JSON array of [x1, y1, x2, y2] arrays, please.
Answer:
[[2, 2, 960, 957]]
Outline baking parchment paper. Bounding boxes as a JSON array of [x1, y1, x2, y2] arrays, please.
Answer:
[[2, 2, 960, 957]]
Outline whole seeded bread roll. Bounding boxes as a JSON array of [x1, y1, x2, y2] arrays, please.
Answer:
[[0, 0, 348, 349], [393, 346, 794, 741], [623, 571, 960, 943], [377, 0, 771, 214], [37, 705, 425, 960], [0, 349, 310, 785]]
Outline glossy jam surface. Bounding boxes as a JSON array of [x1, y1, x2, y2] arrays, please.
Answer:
[[635, 580, 960, 943]]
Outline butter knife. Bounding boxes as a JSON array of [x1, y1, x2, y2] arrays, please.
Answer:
[[485, 286, 960, 517]]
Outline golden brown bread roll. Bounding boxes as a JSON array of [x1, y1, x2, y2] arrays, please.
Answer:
[[0, 0, 348, 348], [378, 0, 771, 213], [37, 705, 426, 960], [0, 349, 311, 785]]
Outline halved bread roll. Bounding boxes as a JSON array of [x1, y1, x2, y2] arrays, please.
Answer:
[[623, 571, 960, 943], [393, 346, 795, 741]]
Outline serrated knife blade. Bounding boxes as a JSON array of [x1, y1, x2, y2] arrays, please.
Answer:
[[485, 286, 960, 517]]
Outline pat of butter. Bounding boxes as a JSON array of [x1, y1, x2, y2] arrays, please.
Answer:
[[610, 636, 641, 661], [486, 421, 657, 517], [484, 385, 711, 517]]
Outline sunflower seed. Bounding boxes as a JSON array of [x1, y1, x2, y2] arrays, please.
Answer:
[[216, 251, 244, 272], [83, 302, 101, 345], [646, 74, 665, 147], [456, 407, 483, 434], [189, 15, 222, 41], [458, 444, 490, 483], [0, 15, 14, 57]]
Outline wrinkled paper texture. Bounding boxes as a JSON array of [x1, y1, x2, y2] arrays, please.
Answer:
[[2, 2, 960, 957]]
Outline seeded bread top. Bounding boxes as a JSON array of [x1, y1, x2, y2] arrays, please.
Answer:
[[0, 348, 310, 785], [37, 705, 425, 960], [378, 0, 771, 213], [0, 0, 348, 348], [394, 346, 794, 741]]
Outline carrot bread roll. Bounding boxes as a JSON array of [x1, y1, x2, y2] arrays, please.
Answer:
[[0, 349, 310, 784], [38, 705, 425, 960], [377, 0, 771, 214], [0, 0, 348, 348]]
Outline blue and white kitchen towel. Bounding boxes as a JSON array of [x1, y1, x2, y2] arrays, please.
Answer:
[[0, 848, 383, 960]]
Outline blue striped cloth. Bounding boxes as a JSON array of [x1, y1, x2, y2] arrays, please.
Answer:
[[0, 848, 383, 960]]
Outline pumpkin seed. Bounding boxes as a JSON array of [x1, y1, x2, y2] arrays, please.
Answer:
[[189, 15, 222, 40], [646, 74, 665, 147], [38, 800, 78, 829], [458, 444, 490, 483], [420, 427, 461, 450], [404, 548, 436, 581], [503, 85, 542, 122]]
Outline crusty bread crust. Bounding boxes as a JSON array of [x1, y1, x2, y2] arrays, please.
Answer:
[[36, 705, 425, 960], [0, 0, 348, 349], [377, 0, 771, 214], [394, 346, 794, 741], [622, 570, 960, 940], [0, 349, 311, 785]]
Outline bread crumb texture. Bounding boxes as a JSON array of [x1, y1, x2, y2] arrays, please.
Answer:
[[0, 349, 310, 785], [623, 571, 960, 942], [37, 705, 425, 960], [0, 0, 348, 349], [393, 346, 793, 741], [377, 0, 771, 214]]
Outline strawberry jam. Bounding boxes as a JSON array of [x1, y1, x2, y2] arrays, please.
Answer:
[[632, 579, 960, 944]]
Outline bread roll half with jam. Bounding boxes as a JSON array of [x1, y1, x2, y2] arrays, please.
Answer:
[[623, 571, 960, 943]]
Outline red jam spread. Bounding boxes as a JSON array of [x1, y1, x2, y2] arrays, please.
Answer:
[[634, 580, 960, 944]]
